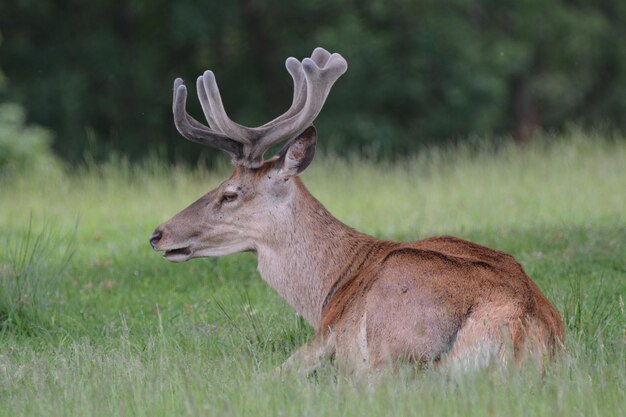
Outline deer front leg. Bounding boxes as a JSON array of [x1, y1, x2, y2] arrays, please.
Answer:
[[275, 331, 336, 377]]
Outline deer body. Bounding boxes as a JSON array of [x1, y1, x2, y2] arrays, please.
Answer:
[[150, 48, 564, 373]]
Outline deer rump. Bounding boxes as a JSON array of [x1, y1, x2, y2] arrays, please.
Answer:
[[318, 236, 564, 371]]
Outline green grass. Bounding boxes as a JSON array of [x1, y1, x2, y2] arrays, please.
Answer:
[[0, 221, 73, 334], [0, 132, 624, 416]]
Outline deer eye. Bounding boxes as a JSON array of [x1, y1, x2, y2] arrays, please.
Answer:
[[220, 192, 238, 203]]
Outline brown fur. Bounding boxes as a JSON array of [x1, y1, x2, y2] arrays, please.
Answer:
[[320, 236, 564, 370], [156, 49, 564, 373], [153, 140, 565, 374]]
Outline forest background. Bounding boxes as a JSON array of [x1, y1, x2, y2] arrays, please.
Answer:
[[1, 0, 625, 163]]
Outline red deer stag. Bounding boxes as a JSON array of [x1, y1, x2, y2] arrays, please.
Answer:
[[150, 47, 564, 373]]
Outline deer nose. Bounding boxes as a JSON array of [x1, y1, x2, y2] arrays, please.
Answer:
[[149, 230, 162, 250]]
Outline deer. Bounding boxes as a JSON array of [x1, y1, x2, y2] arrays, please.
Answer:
[[150, 47, 565, 374]]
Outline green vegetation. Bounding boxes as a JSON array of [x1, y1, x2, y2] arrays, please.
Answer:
[[0, 133, 624, 416], [1, 1, 626, 161], [0, 103, 58, 176], [0, 222, 73, 334]]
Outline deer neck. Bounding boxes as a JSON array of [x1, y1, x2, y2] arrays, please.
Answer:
[[254, 178, 374, 328]]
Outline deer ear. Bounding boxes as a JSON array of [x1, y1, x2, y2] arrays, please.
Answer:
[[275, 126, 317, 178]]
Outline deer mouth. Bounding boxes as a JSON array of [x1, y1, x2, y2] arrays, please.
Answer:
[[163, 247, 192, 262]]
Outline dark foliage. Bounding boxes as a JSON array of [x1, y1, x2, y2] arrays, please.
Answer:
[[1, 0, 625, 162]]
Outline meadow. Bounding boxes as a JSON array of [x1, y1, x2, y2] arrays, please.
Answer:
[[0, 132, 624, 416]]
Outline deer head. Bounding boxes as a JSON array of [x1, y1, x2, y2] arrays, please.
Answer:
[[150, 48, 347, 263]]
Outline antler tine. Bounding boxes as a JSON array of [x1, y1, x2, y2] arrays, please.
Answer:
[[172, 78, 243, 159], [262, 47, 333, 128], [249, 52, 348, 162], [310, 47, 332, 67], [201, 71, 256, 144], [260, 57, 306, 128], [196, 76, 220, 131]]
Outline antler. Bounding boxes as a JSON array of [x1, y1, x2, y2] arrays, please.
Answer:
[[172, 47, 348, 167]]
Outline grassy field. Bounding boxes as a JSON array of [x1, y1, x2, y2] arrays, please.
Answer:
[[0, 132, 624, 416]]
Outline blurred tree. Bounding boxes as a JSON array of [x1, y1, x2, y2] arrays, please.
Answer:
[[473, 0, 626, 142], [0, 32, 4, 91], [0, 32, 56, 176], [0, 0, 624, 162]]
